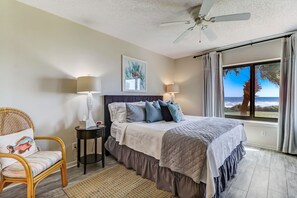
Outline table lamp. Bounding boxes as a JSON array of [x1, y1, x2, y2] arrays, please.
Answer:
[[77, 76, 101, 129], [166, 84, 179, 102]]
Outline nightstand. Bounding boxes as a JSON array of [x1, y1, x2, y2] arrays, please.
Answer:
[[75, 125, 105, 174]]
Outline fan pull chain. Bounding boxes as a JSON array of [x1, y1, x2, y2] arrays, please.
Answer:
[[198, 26, 202, 43], [199, 25, 203, 43]]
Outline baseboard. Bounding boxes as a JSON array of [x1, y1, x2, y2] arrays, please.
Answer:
[[245, 142, 277, 151], [66, 160, 77, 169], [3, 160, 77, 191]]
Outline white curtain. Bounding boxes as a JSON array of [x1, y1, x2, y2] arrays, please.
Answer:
[[203, 52, 224, 117], [277, 33, 297, 154]]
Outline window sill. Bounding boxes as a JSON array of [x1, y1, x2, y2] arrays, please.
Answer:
[[243, 120, 278, 127], [225, 115, 278, 123]]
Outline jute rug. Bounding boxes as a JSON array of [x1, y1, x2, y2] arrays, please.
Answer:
[[63, 165, 173, 198]]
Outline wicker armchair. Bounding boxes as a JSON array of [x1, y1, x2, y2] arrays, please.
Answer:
[[0, 108, 68, 198]]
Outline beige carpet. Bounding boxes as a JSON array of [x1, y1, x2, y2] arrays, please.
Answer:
[[63, 165, 173, 198]]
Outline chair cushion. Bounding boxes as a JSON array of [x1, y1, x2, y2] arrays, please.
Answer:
[[2, 151, 62, 178]]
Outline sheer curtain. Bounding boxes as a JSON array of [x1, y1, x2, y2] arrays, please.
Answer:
[[203, 52, 224, 117], [277, 33, 297, 154]]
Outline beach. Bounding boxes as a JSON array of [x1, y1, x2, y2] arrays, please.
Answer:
[[224, 97, 279, 118]]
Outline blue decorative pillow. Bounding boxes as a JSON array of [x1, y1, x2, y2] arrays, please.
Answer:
[[145, 101, 163, 123], [126, 103, 146, 122], [158, 99, 168, 106], [158, 100, 173, 121], [167, 103, 184, 123]]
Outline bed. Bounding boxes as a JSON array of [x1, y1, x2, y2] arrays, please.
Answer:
[[104, 95, 247, 198]]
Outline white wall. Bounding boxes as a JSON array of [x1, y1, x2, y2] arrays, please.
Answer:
[[174, 56, 204, 116], [244, 121, 278, 150], [174, 39, 282, 150], [222, 39, 282, 65], [0, 0, 175, 162]]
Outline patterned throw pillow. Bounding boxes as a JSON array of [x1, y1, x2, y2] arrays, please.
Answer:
[[0, 128, 38, 169], [145, 101, 163, 123], [126, 103, 146, 123]]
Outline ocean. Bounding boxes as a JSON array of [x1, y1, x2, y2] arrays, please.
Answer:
[[224, 97, 279, 108]]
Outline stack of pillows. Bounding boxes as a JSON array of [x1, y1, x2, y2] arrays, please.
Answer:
[[125, 99, 184, 123]]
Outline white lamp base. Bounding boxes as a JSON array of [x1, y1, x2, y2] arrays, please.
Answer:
[[170, 93, 175, 102], [85, 92, 96, 129]]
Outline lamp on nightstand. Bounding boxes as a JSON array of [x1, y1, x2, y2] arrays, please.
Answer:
[[77, 76, 101, 129], [166, 84, 179, 102]]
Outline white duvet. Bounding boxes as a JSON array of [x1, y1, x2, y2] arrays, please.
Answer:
[[111, 115, 247, 198]]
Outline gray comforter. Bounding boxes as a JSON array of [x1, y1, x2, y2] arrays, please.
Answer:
[[159, 117, 243, 183]]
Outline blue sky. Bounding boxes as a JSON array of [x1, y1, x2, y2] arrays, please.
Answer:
[[224, 66, 279, 97]]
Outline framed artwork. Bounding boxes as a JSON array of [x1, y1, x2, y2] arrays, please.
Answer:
[[122, 55, 147, 92]]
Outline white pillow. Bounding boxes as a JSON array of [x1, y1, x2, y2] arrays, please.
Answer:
[[108, 103, 116, 122], [108, 102, 124, 122], [0, 128, 38, 169], [108, 102, 145, 123], [108, 102, 125, 122]]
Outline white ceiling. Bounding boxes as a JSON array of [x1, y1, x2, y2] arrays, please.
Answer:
[[18, 0, 297, 59]]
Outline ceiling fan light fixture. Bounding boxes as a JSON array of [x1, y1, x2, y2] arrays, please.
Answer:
[[161, 0, 251, 44]]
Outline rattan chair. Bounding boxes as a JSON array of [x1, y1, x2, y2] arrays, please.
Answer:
[[0, 108, 68, 198]]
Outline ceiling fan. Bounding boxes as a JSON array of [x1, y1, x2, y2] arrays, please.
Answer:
[[161, 0, 251, 43]]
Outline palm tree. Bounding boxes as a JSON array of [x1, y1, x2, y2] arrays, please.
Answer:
[[224, 62, 280, 115]]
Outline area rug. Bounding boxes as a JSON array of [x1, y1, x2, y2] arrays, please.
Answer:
[[63, 165, 173, 198]]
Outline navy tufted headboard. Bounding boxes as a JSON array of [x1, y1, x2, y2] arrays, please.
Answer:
[[103, 95, 163, 142]]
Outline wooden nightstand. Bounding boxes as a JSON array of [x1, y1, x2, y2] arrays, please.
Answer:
[[75, 125, 105, 174]]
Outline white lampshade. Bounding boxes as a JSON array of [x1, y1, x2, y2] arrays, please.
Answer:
[[77, 76, 101, 94], [166, 84, 179, 93]]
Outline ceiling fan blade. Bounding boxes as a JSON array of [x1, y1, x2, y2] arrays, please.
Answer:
[[211, 13, 251, 22], [173, 25, 196, 44], [202, 26, 217, 41], [160, 20, 192, 27], [199, 0, 216, 17]]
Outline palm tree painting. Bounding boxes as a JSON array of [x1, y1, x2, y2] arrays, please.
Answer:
[[122, 55, 147, 92]]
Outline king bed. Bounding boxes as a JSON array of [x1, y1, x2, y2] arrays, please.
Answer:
[[104, 95, 247, 198]]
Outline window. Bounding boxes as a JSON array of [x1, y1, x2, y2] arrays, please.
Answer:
[[223, 61, 280, 121]]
